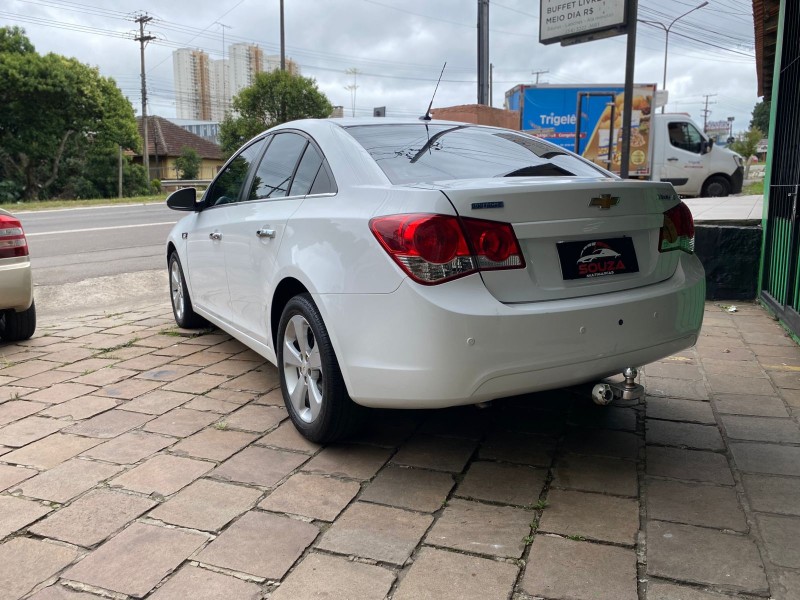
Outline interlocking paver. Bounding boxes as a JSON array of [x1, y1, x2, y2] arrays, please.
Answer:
[[27, 584, 102, 599], [359, 465, 453, 513], [456, 461, 546, 506], [122, 389, 195, 414], [219, 366, 279, 392], [646, 446, 734, 484], [478, 430, 556, 466], [0, 495, 52, 540], [0, 399, 46, 425], [756, 514, 800, 569], [273, 554, 394, 599], [646, 478, 747, 531], [24, 383, 99, 404], [303, 443, 392, 480], [29, 489, 156, 547], [646, 376, 709, 400], [197, 510, 317, 580], [0, 416, 67, 447], [259, 472, 360, 520], [136, 363, 200, 382], [521, 536, 637, 600], [63, 522, 208, 597], [210, 445, 307, 488], [552, 454, 638, 496], [148, 565, 262, 600], [720, 414, 800, 443], [560, 427, 641, 459], [71, 367, 139, 386], [81, 431, 175, 464], [647, 582, 740, 600], [162, 372, 229, 394], [142, 407, 218, 437], [17, 458, 123, 503], [39, 395, 118, 420], [0, 463, 37, 491], [714, 393, 790, 417], [567, 404, 638, 431], [730, 443, 800, 476], [1, 433, 101, 469], [93, 377, 162, 399], [223, 404, 286, 432], [110, 454, 214, 496], [742, 474, 800, 516], [646, 520, 768, 594], [170, 427, 258, 461], [425, 498, 530, 559], [647, 397, 716, 424], [63, 409, 153, 438], [149, 478, 261, 532], [646, 419, 725, 450], [318, 501, 432, 565], [539, 489, 640, 545], [201, 358, 262, 377], [0, 537, 80, 600], [392, 546, 517, 600], [391, 435, 476, 472], [258, 420, 321, 453]]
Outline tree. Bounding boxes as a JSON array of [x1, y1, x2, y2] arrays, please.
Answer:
[[175, 146, 201, 180], [730, 127, 763, 178], [0, 27, 141, 200], [219, 70, 332, 156], [751, 100, 771, 134]]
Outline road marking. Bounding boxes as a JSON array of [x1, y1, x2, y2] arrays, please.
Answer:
[[27, 222, 178, 237]]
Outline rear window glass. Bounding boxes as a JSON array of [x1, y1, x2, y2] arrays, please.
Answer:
[[345, 124, 608, 184]]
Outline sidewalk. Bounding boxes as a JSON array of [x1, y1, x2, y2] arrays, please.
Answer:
[[1, 299, 799, 600]]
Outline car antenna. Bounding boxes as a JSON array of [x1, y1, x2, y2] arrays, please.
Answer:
[[420, 62, 446, 121]]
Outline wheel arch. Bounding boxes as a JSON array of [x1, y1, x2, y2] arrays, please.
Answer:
[[271, 277, 310, 348]]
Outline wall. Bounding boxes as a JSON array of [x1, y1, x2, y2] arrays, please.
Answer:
[[430, 105, 520, 129]]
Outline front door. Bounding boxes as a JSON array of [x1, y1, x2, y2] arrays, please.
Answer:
[[662, 120, 709, 196]]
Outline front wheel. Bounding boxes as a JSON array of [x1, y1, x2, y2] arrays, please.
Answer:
[[277, 294, 361, 443], [168, 253, 207, 329], [0, 300, 36, 342], [701, 175, 731, 197]]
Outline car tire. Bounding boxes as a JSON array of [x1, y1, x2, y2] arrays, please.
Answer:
[[701, 175, 731, 197], [0, 300, 36, 342], [169, 252, 207, 329], [277, 294, 362, 443]]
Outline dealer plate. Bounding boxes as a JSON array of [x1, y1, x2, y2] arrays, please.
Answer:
[[557, 237, 639, 280]]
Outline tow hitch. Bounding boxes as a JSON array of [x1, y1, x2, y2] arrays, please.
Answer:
[[591, 367, 644, 405]]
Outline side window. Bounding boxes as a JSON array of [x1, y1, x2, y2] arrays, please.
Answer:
[[309, 162, 336, 195], [289, 144, 324, 196], [668, 122, 703, 154], [249, 133, 308, 200], [204, 140, 265, 207]]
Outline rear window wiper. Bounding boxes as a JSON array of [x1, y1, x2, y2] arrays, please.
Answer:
[[410, 125, 468, 163]]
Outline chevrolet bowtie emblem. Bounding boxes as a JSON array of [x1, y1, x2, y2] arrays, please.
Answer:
[[589, 194, 620, 210]]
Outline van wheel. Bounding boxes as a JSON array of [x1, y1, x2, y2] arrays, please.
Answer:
[[277, 294, 362, 443], [0, 300, 36, 342], [701, 176, 731, 197]]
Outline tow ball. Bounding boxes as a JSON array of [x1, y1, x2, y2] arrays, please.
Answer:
[[591, 367, 644, 406]]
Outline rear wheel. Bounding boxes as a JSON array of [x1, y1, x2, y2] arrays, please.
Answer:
[[0, 300, 36, 342], [277, 294, 361, 443], [169, 253, 206, 329], [701, 175, 731, 197]]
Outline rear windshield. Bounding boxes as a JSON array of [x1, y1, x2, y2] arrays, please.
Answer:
[[344, 123, 609, 184]]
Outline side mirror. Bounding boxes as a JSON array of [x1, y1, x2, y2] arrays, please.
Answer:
[[166, 187, 199, 211]]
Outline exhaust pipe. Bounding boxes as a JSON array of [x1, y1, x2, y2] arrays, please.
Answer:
[[591, 383, 614, 406]]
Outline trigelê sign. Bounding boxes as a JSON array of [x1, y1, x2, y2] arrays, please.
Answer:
[[539, 0, 627, 45]]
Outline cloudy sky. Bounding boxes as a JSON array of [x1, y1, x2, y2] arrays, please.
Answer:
[[1, 0, 758, 132]]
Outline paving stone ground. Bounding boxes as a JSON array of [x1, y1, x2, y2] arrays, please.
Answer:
[[1, 300, 799, 599]]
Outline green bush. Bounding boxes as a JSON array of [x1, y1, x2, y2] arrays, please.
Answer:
[[150, 179, 162, 193]]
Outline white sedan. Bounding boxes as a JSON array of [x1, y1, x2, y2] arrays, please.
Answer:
[[166, 118, 705, 442], [0, 208, 36, 342]]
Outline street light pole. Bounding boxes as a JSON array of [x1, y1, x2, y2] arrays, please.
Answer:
[[641, 2, 708, 113]]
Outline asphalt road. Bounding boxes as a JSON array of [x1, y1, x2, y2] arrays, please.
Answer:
[[19, 203, 178, 286]]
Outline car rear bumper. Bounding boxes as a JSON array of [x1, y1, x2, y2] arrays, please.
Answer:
[[317, 253, 706, 408], [0, 259, 34, 312]]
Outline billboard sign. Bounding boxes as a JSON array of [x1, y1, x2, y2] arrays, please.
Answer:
[[540, 0, 627, 45]]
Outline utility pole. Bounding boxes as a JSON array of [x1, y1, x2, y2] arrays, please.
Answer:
[[701, 94, 717, 132], [489, 63, 493, 107], [216, 22, 230, 113], [620, 0, 638, 179], [531, 69, 549, 85], [345, 68, 360, 117], [134, 14, 155, 181], [477, 0, 489, 105], [280, 0, 286, 71]]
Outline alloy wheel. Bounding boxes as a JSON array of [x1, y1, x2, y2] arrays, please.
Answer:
[[170, 259, 185, 322], [282, 314, 323, 423]]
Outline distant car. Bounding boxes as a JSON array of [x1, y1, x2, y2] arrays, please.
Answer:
[[0, 209, 36, 341], [165, 118, 705, 442]]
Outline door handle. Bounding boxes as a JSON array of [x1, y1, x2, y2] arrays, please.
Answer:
[[209, 232, 222, 241], [256, 228, 276, 239], [667, 157, 679, 162]]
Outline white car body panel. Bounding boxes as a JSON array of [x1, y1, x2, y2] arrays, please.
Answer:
[[166, 118, 705, 410]]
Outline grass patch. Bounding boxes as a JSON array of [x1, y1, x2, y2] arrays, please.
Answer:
[[741, 180, 764, 196], [0, 194, 167, 213], [96, 338, 139, 355]]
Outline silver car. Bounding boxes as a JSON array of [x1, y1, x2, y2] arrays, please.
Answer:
[[0, 208, 36, 341]]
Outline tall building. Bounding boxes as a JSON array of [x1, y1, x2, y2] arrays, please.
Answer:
[[172, 49, 212, 120], [173, 44, 302, 121]]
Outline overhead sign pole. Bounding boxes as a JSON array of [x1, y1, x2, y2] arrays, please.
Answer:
[[620, 0, 637, 179]]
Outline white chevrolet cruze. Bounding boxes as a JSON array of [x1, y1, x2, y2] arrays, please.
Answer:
[[166, 118, 705, 442]]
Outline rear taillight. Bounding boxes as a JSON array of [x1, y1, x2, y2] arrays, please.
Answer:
[[0, 215, 29, 259], [370, 213, 525, 284], [659, 202, 695, 254]]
